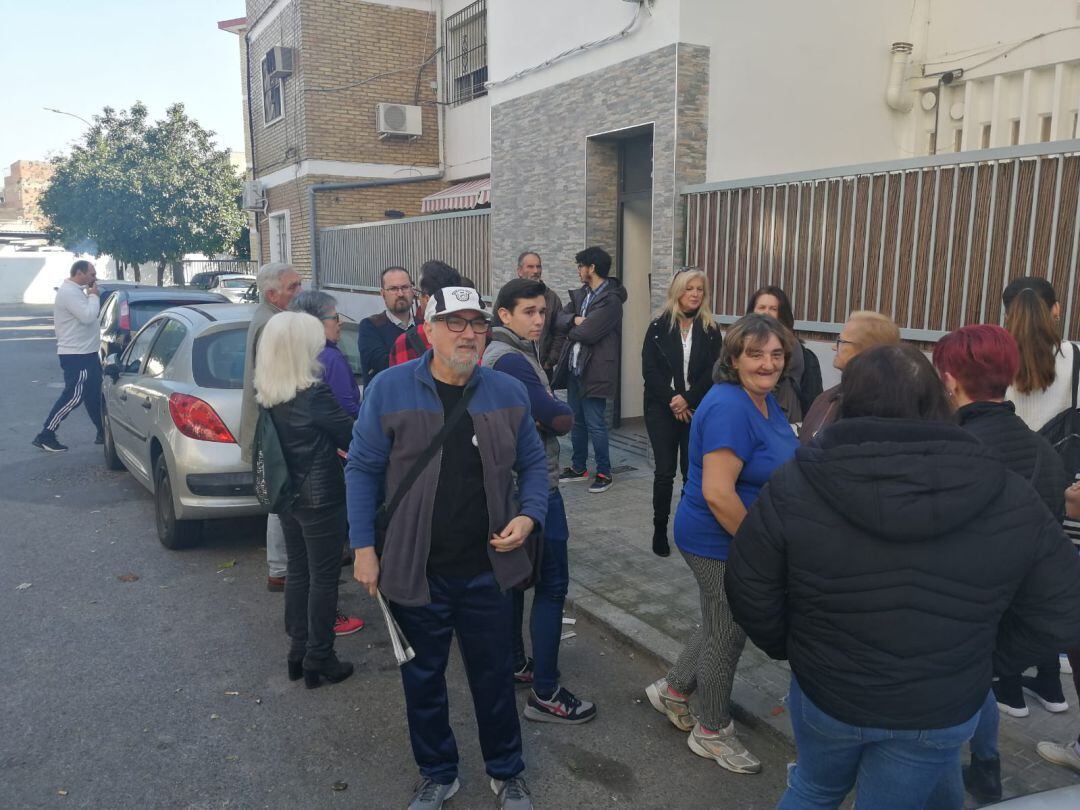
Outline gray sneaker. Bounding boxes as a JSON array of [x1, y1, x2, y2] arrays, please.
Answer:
[[687, 721, 761, 774], [409, 777, 459, 809], [645, 677, 696, 732], [490, 776, 533, 809]]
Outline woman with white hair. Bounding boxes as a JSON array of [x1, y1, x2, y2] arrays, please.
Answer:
[[255, 311, 356, 688]]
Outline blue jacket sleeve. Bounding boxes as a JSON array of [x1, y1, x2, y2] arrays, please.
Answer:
[[321, 348, 360, 418], [493, 353, 573, 435], [512, 389, 550, 532], [345, 376, 391, 549]]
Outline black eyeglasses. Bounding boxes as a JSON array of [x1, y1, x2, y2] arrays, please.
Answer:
[[834, 337, 858, 350], [320, 313, 340, 323], [440, 315, 490, 333], [383, 285, 412, 294]]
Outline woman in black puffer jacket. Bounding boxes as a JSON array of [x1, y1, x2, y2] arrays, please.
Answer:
[[255, 311, 356, 688], [726, 344, 1080, 810]]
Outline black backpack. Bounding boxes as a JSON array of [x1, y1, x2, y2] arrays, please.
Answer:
[[1037, 342, 1080, 480]]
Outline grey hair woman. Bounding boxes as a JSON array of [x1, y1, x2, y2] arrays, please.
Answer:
[[290, 290, 361, 418]]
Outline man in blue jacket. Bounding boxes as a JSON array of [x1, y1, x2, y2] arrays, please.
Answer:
[[346, 286, 547, 810]]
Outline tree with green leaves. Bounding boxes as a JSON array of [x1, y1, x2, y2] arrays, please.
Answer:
[[40, 102, 245, 285]]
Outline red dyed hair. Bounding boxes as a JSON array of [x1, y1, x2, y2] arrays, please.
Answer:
[[931, 324, 1020, 402]]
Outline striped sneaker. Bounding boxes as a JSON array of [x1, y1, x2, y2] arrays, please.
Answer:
[[688, 721, 762, 774], [524, 686, 597, 725], [645, 678, 696, 732]]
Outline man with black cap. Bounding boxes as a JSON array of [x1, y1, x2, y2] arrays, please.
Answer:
[[346, 286, 548, 810]]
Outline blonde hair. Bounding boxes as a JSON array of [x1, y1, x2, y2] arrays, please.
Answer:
[[658, 269, 714, 331], [846, 310, 901, 349], [254, 312, 325, 408]]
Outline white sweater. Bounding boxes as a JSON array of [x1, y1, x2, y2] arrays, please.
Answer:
[[54, 279, 101, 355], [1007, 343, 1080, 432]]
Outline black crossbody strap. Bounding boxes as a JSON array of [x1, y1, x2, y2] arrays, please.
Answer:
[[1071, 342, 1079, 412], [381, 382, 477, 526]]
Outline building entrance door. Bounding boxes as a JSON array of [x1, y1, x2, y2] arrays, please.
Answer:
[[616, 133, 653, 422]]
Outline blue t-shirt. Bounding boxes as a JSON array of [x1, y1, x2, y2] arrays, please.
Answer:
[[673, 382, 798, 560]]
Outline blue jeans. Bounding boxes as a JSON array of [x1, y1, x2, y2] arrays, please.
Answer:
[[512, 489, 570, 697], [925, 690, 997, 809], [389, 572, 524, 785], [567, 374, 610, 476], [780, 676, 979, 810]]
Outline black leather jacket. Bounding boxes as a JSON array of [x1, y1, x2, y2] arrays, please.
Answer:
[[269, 383, 354, 509], [641, 314, 723, 410]]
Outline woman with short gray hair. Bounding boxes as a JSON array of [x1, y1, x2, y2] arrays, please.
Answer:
[[290, 290, 361, 418]]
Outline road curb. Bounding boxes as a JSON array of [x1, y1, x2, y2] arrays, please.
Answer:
[[565, 578, 796, 748]]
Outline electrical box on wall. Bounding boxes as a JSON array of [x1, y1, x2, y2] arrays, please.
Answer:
[[242, 180, 265, 211], [264, 46, 294, 79], [376, 103, 422, 138]]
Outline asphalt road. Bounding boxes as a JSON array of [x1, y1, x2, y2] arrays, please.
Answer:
[[0, 304, 794, 809]]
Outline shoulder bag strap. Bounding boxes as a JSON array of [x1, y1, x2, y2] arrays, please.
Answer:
[[380, 382, 477, 526], [1071, 342, 1080, 412]]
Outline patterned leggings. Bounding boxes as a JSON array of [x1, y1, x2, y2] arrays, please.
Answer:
[[666, 550, 747, 730]]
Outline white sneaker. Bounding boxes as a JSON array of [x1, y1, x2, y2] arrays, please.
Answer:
[[645, 678, 696, 732], [1036, 741, 1080, 773], [1061, 653, 1073, 676], [687, 721, 762, 774]]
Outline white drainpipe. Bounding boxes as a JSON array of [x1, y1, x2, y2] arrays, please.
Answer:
[[886, 42, 914, 113]]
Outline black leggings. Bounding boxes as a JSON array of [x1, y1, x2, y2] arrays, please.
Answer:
[[644, 401, 690, 526]]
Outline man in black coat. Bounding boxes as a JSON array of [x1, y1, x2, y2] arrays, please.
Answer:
[[726, 345, 1080, 809]]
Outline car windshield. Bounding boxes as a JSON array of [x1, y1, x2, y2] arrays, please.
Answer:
[[221, 279, 251, 288], [130, 301, 200, 330], [192, 326, 247, 389]]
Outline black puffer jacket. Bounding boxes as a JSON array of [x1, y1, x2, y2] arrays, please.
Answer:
[[957, 400, 1067, 520], [727, 417, 1080, 730], [270, 383, 355, 509]]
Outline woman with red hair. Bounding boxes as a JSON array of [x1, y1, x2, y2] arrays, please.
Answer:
[[932, 324, 1069, 804]]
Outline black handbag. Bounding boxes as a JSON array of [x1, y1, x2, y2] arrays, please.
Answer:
[[374, 383, 476, 554], [1037, 342, 1080, 480]]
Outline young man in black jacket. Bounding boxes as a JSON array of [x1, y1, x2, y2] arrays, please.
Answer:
[[726, 345, 1080, 810]]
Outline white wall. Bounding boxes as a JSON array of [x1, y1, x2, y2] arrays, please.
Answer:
[[445, 97, 492, 181], [0, 250, 104, 304], [487, 0, 679, 105]]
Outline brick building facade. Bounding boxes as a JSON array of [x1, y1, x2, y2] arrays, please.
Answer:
[[0, 160, 56, 229]]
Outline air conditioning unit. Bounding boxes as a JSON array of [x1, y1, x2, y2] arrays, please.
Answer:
[[242, 180, 265, 211], [264, 46, 294, 79], [377, 103, 422, 138]]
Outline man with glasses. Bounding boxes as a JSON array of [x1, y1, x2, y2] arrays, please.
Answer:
[[389, 260, 462, 367], [799, 310, 900, 445], [357, 266, 416, 385], [347, 285, 547, 810]]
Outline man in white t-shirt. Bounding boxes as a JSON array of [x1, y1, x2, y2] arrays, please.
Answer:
[[33, 259, 103, 452]]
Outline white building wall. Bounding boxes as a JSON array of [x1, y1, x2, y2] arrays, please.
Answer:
[[445, 98, 491, 181]]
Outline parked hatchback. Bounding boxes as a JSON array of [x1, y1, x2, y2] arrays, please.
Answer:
[[98, 288, 228, 361], [101, 303, 362, 549], [204, 274, 257, 303]]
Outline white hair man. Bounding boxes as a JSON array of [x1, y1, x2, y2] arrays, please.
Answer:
[[240, 262, 302, 591]]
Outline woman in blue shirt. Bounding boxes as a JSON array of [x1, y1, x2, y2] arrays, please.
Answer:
[[645, 313, 798, 774]]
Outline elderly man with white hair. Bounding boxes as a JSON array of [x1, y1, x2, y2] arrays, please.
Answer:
[[240, 262, 302, 591]]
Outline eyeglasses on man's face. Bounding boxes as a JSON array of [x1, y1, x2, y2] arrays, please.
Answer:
[[383, 284, 412, 295], [439, 315, 490, 333]]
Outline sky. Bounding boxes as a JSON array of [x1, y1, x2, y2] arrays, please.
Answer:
[[0, 0, 246, 174]]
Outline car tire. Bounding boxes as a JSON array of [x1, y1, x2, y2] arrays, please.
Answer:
[[102, 404, 125, 471], [154, 454, 202, 550]]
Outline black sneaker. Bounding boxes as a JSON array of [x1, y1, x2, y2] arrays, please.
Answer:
[[558, 466, 589, 484], [588, 473, 612, 494], [524, 685, 597, 725], [993, 678, 1029, 717], [94, 430, 105, 445], [513, 657, 534, 685], [32, 434, 68, 453], [1022, 675, 1069, 712]]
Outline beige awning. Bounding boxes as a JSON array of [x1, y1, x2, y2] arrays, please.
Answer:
[[420, 177, 491, 213]]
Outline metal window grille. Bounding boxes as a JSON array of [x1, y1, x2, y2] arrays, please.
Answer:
[[262, 57, 283, 124], [444, 0, 487, 106]]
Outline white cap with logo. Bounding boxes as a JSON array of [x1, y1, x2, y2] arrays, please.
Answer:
[[424, 286, 491, 322]]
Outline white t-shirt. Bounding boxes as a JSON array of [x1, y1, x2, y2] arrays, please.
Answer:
[[681, 326, 693, 389], [1007, 343, 1080, 433], [53, 279, 101, 355]]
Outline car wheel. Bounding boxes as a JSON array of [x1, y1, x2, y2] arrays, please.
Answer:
[[153, 454, 202, 550], [102, 403, 124, 471]]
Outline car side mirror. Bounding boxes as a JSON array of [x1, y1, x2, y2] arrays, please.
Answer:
[[103, 355, 121, 382]]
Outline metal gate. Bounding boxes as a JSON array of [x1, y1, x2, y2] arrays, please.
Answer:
[[683, 140, 1080, 340], [318, 209, 491, 295]]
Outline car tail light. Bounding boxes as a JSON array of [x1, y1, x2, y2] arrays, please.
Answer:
[[168, 393, 236, 443], [119, 299, 130, 331]]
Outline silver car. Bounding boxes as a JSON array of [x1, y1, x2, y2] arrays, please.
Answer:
[[101, 303, 362, 549], [204, 274, 257, 303]]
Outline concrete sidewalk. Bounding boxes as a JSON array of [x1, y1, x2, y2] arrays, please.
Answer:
[[557, 426, 1080, 804]]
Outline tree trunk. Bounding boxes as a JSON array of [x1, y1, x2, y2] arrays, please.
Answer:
[[172, 261, 185, 287], [115, 261, 125, 281], [156, 261, 167, 287], [132, 263, 141, 283]]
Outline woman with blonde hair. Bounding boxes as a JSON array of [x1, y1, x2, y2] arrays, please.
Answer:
[[641, 269, 723, 556], [645, 313, 798, 774], [255, 311, 356, 688]]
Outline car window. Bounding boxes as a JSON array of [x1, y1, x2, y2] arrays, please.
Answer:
[[222, 279, 250, 289], [144, 319, 188, 378], [100, 294, 119, 327], [192, 326, 247, 389], [339, 323, 363, 378], [130, 302, 186, 330], [122, 322, 163, 375]]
